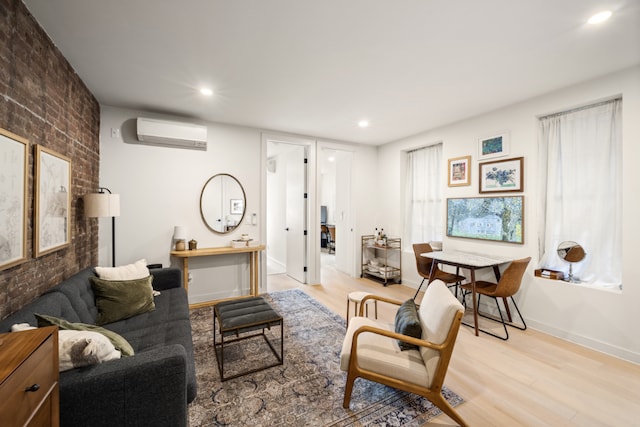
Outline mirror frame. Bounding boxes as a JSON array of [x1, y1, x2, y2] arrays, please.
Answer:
[[199, 173, 246, 234], [557, 241, 586, 263]]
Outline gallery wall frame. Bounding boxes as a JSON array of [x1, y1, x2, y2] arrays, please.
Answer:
[[0, 128, 29, 270], [478, 131, 510, 160], [448, 155, 471, 187], [479, 157, 524, 193], [446, 195, 524, 244], [35, 145, 72, 257]]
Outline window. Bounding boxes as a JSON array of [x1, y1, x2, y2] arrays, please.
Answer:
[[404, 144, 443, 247], [537, 98, 622, 289]]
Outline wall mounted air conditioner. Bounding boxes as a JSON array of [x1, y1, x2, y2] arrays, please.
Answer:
[[136, 117, 207, 150]]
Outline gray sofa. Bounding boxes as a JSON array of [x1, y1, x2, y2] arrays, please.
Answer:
[[0, 267, 197, 427]]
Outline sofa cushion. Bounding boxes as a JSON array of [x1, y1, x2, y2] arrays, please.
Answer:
[[90, 276, 155, 325], [36, 313, 135, 357], [57, 330, 122, 371], [0, 292, 82, 332], [46, 267, 100, 324], [95, 259, 149, 280], [394, 299, 422, 350]]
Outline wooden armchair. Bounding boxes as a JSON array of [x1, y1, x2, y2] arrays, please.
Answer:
[[340, 280, 468, 427]]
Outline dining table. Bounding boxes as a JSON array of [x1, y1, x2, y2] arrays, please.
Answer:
[[422, 250, 513, 336]]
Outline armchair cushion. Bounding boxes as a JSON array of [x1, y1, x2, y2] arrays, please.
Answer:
[[394, 299, 422, 350], [340, 317, 430, 387]]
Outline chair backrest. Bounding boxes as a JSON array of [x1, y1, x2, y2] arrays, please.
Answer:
[[417, 280, 464, 389], [494, 257, 531, 298], [412, 243, 434, 279], [328, 226, 336, 242]]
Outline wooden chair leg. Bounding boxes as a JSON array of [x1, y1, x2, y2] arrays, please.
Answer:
[[429, 392, 469, 427], [342, 372, 357, 408]]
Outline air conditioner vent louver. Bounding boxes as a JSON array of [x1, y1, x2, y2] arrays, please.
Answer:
[[136, 117, 207, 150]]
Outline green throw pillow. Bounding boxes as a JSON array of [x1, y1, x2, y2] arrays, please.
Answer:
[[35, 313, 135, 356], [90, 275, 156, 325], [394, 299, 422, 351]]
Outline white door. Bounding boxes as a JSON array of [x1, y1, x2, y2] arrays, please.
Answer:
[[285, 144, 307, 283], [335, 150, 354, 276]]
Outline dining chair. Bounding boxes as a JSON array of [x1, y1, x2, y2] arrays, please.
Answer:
[[459, 256, 530, 340], [412, 243, 466, 300]]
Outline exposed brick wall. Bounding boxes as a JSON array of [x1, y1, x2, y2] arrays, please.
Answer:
[[0, 0, 100, 320]]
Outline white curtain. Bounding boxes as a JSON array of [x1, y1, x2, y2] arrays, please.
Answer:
[[537, 98, 622, 289], [404, 144, 443, 248]]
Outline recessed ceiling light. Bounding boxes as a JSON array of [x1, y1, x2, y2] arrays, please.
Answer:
[[358, 120, 369, 128], [328, 156, 335, 162], [199, 87, 213, 96], [588, 10, 612, 25]]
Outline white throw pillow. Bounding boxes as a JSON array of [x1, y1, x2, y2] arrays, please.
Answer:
[[58, 330, 121, 372], [95, 258, 149, 280], [11, 324, 121, 371]]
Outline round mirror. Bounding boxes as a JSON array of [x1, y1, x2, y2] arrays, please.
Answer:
[[557, 241, 586, 283], [200, 173, 246, 234], [557, 241, 586, 263]]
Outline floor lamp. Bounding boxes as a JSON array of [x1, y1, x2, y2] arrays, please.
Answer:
[[84, 187, 120, 267]]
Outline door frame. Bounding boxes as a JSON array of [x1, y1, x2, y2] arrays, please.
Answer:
[[261, 133, 319, 289]]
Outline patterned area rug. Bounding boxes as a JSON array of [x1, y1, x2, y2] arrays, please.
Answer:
[[188, 289, 463, 426]]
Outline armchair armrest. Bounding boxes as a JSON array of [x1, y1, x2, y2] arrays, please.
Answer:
[[351, 324, 446, 354], [151, 268, 183, 291], [356, 294, 406, 317]]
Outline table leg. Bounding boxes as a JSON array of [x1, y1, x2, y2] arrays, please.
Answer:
[[471, 269, 479, 336]]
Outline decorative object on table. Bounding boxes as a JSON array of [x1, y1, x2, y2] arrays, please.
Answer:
[[173, 225, 187, 251], [557, 241, 586, 283], [35, 145, 71, 258], [240, 233, 250, 241], [479, 156, 524, 193], [447, 155, 471, 187], [0, 128, 28, 271], [188, 289, 463, 427], [446, 196, 524, 244], [84, 187, 120, 266], [189, 239, 198, 250], [478, 131, 509, 160]]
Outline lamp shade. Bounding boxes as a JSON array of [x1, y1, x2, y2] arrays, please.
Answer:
[[174, 226, 187, 240], [84, 193, 121, 218]]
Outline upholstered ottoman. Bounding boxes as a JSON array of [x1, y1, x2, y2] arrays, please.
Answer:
[[213, 296, 283, 381]]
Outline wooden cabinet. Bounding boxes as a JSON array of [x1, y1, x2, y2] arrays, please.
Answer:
[[0, 326, 59, 427], [361, 235, 402, 285]]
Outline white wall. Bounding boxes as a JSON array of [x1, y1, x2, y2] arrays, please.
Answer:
[[99, 106, 263, 303], [377, 66, 640, 362]]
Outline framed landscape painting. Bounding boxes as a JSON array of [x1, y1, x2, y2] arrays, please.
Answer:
[[479, 157, 524, 193], [447, 196, 524, 244], [478, 131, 509, 160], [35, 145, 71, 257], [0, 128, 28, 270]]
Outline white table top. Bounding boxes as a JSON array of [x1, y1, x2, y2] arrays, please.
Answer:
[[422, 250, 512, 268]]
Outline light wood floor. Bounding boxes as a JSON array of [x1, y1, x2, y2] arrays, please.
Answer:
[[267, 259, 640, 427]]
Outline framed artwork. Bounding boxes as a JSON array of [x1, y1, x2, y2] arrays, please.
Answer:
[[0, 128, 29, 270], [479, 157, 524, 193], [446, 196, 524, 244], [35, 145, 71, 257], [230, 198, 244, 215], [478, 131, 509, 160], [448, 155, 471, 187]]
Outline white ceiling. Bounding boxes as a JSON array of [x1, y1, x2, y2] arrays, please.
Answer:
[[23, 0, 640, 145]]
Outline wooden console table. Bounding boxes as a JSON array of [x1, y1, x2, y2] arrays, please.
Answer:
[[170, 245, 265, 308]]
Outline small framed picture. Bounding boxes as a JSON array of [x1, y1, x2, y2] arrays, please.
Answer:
[[478, 131, 509, 160], [230, 199, 244, 215], [35, 145, 71, 257], [448, 155, 471, 187], [479, 157, 524, 193]]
